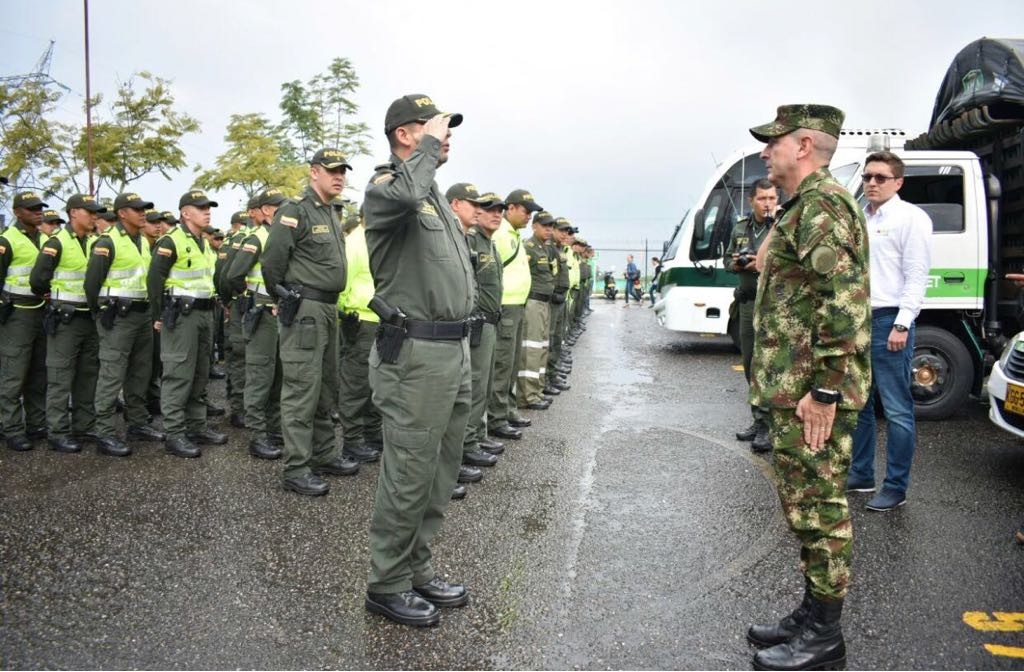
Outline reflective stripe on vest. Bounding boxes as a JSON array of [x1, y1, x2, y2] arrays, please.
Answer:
[[243, 226, 270, 287], [162, 226, 214, 296], [50, 228, 90, 298], [100, 226, 151, 298], [2, 226, 41, 296]]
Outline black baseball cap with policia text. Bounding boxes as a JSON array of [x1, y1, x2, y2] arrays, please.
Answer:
[[505, 189, 543, 212], [42, 209, 66, 224], [66, 193, 107, 213], [113, 192, 154, 210], [230, 211, 249, 225], [13, 191, 48, 209], [179, 189, 219, 209], [534, 211, 556, 226], [445, 182, 488, 204], [257, 187, 287, 207], [384, 94, 463, 135], [311, 148, 353, 171]]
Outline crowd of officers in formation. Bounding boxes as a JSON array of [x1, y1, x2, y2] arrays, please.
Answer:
[[0, 92, 598, 629]]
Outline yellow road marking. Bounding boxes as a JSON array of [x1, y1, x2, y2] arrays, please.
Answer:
[[732, 365, 745, 372], [964, 612, 1024, 632], [985, 644, 1024, 658]]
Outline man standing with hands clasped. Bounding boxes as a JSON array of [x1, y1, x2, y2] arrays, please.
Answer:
[[847, 151, 932, 511], [745, 105, 871, 671], [363, 95, 475, 627]]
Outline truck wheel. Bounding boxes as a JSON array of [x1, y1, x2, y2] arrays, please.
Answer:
[[728, 317, 741, 352], [911, 326, 973, 420]]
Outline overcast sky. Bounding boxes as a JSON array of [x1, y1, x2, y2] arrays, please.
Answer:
[[5, 0, 1024, 265]]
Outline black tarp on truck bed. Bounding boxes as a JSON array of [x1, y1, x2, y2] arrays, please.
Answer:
[[930, 37, 1024, 127]]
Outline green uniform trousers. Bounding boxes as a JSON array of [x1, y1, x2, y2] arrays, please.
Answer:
[[244, 307, 282, 436], [739, 300, 768, 423], [464, 321, 496, 454], [225, 300, 246, 416], [0, 306, 46, 436], [159, 308, 212, 439], [571, 287, 584, 325], [367, 336, 471, 593], [94, 310, 153, 437], [148, 330, 161, 409], [547, 301, 566, 384], [769, 408, 856, 601], [516, 298, 550, 407], [45, 313, 98, 438], [487, 304, 524, 431], [338, 318, 381, 445], [279, 300, 340, 479]]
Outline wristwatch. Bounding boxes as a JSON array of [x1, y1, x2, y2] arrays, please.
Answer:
[[811, 388, 842, 405], [893, 324, 909, 333]]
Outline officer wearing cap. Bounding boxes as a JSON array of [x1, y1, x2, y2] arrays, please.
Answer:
[[40, 209, 65, 237], [142, 210, 180, 419], [563, 224, 583, 344], [85, 192, 166, 456], [546, 218, 575, 395], [29, 194, 106, 453], [569, 237, 591, 336], [516, 210, 558, 411], [335, 205, 383, 466], [146, 189, 227, 458], [95, 209, 117, 235], [363, 94, 474, 627], [445, 183, 498, 486], [223, 187, 289, 461], [262, 149, 358, 496], [743, 105, 869, 671], [217, 207, 255, 429], [142, 209, 164, 247], [0, 191, 49, 451], [487, 188, 542, 442]]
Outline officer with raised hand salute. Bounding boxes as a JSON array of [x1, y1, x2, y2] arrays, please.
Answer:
[[363, 95, 475, 627], [261, 149, 359, 496], [147, 190, 228, 458]]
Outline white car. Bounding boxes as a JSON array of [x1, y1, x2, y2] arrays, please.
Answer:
[[988, 332, 1024, 438]]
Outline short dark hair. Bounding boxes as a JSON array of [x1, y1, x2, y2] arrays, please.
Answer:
[[749, 178, 776, 196], [865, 151, 905, 179]]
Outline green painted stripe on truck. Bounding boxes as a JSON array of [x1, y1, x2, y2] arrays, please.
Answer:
[[925, 268, 986, 299], [658, 265, 739, 290]]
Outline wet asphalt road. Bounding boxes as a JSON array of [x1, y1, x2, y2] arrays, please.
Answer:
[[2, 300, 1024, 670]]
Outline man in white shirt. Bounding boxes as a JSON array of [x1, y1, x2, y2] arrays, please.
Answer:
[[847, 151, 933, 511]]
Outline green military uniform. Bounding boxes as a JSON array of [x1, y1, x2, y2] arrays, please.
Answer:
[[363, 132, 475, 595], [336, 223, 382, 454], [749, 165, 870, 601], [85, 194, 157, 442], [486, 203, 536, 432], [0, 193, 47, 446], [146, 193, 219, 448], [262, 183, 348, 483], [516, 227, 556, 406], [216, 210, 253, 423], [725, 214, 773, 424], [30, 199, 103, 447], [464, 217, 503, 456], [574, 245, 591, 325], [547, 237, 570, 387], [224, 192, 284, 460]]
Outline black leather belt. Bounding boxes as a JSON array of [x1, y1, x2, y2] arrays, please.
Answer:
[[127, 301, 150, 313], [405, 318, 469, 340], [190, 298, 215, 311], [1, 293, 43, 307], [480, 310, 501, 325], [528, 291, 551, 302], [298, 286, 339, 305]]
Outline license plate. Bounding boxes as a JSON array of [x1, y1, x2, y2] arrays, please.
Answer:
[[1005, 383, 1024, 416]]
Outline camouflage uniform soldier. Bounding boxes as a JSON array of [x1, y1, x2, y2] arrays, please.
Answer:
[[744, 105, 870, 671]]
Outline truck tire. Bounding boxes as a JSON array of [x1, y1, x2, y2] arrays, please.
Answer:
[[911, 326, 973, 420]]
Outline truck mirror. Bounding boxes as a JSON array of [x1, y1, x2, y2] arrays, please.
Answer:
[[693, 208, 706, 241]]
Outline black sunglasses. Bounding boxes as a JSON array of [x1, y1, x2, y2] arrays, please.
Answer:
[[861, 173, 898, 184]]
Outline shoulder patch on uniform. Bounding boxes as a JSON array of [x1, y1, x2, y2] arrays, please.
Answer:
[[372, 172, 395, 185], [242, 243, 258, 253], [42, 246, 58, 256], [157, 247, 173, 257], [231, 242, 242, 249], [280, 216, 298, 228], [218, 252, 228, 259], [310, 224, 329, 235], [0, 245, 5, 255], [419, 203, 438, 217], [92, 246, 109, 256], [810, 246, 838, 274]]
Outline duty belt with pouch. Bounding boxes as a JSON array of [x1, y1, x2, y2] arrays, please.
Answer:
[[468, 315, 484, 347], [243, 302, 271, 339], [42, 301, 81, 336], [274, 284, 302, 327], [528, 290, 551, 303], [98, 288, 148, 330], [551, 288, 568, 305], [369, 295, 407, 364]]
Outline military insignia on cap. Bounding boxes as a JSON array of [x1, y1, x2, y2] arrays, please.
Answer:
[[414, 96, 434, 107], [810, 246, 838, 274]]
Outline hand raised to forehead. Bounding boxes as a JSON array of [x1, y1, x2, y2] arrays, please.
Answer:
[[422, 114, 451, 142]]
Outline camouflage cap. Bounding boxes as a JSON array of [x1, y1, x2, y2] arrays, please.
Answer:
[[13, 191, 47, 209], [42, 209, 66, 224], [256, 187, 287, 207], [384, 94, 463, 135], [445, 182, 487, 203], [505, 189, 542, 213], [66, 193, 106, 213], [534, 211, 556, 226], [178, 189, 218, 209], [230, 211, 249, 225], [161, 211, 180, 224], [310, 148, 352, 171], [113, 192, 153, 210], [750, 104, 845, 143], [477, 192, 506, 210]]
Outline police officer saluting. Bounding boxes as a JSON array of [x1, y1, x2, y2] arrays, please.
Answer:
[[261, 149, 359, 496], [0, 191, 49, 451], [85, 192, 166, 456], [363, 94, 475, 627], [30, 194, 105, 453], [146, 190, 228, 458]]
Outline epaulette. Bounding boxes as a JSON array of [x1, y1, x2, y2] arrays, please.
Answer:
[[371, 162, 396, 186]]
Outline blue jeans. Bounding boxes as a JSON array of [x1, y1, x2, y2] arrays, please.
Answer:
[[850, 310, 916, 494]]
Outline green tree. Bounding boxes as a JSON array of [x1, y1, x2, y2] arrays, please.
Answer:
[[193, 113, 307, 198], [0, 79, 66, 206], [278, 57, 371, 162]]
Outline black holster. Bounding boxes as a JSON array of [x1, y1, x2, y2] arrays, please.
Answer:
[[469, 316, 484, 348], [375, 322, 407, 364], [243, 305, 264, 339], [162, 298, 181, 331], [235, 293, 254, 317], [99, 300, 118, 330], [274, 285, 302, 327], [42, 303, 60, 336], [339, 311, 360, 342]]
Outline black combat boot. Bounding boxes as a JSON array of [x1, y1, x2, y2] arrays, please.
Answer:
[[753, 595, 845, 671], [751, 422, 772, 454], [736, 421, 760, 441], [748, 579, 812, 647]]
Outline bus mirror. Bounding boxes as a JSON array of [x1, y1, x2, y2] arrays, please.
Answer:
[[693, 208, 706, 241]]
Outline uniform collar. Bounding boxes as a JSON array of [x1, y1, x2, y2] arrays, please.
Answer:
[[865, 192, 902, 217]]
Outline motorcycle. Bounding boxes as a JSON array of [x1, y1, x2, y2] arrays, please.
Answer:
[[603, 271, 618, 300]]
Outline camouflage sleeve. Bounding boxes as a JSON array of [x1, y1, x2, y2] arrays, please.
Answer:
[[795, 194, 870, 392]]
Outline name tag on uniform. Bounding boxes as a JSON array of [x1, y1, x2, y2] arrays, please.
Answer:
[[419, 203, 438, 217], [310, 224, 330, 235]]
